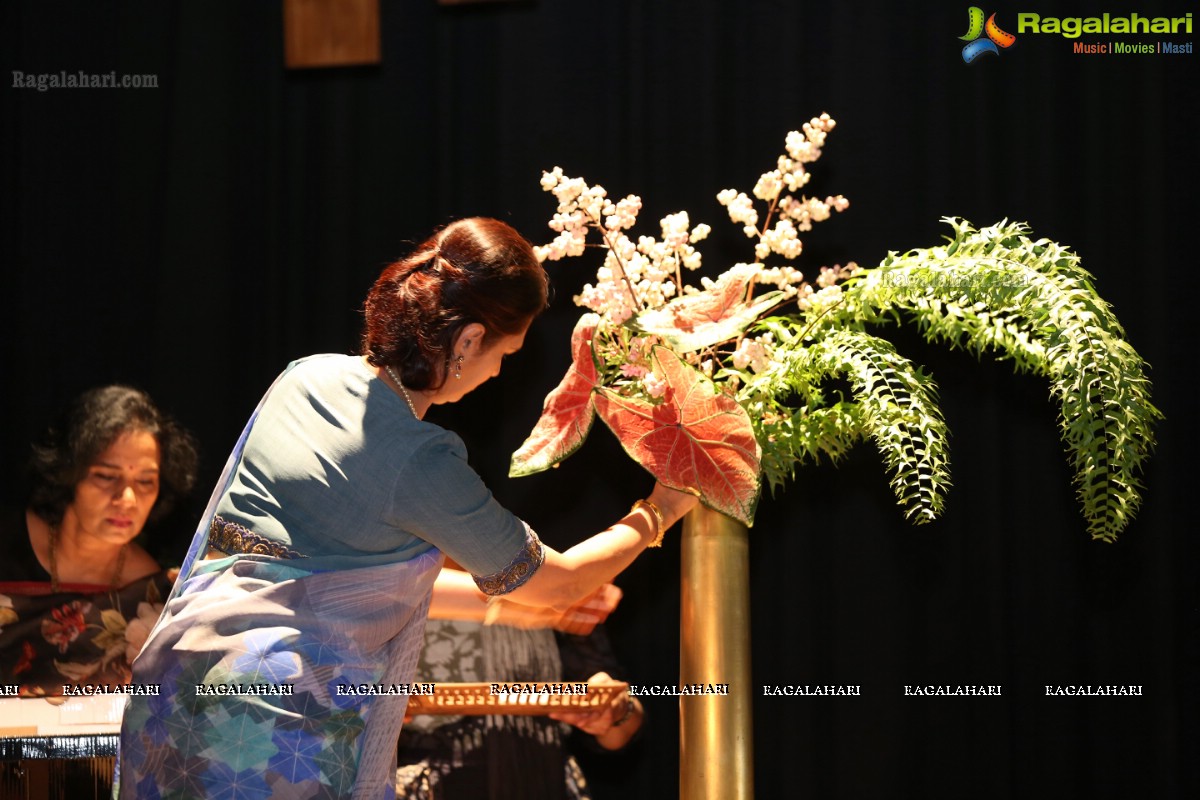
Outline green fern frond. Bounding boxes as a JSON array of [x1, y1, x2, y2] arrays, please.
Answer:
[[750, 402, 866, 496], [840, 218, 1161, 540], [768, 328, 952, 523], [726, 317, 867, 493]]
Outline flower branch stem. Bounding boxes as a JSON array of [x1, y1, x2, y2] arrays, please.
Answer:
[[793, 295, 846, 342], [593, 219, 642, 309], [746, 194, 782, 304]]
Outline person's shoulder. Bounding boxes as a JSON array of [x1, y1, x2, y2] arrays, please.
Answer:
[[390, 420, 466, 456], [284, 353, 358, 374], [272, 354, 364, 393], [416, 425, 467, 454], [382, 424, 469, 480], [122, 543, 161, 581]]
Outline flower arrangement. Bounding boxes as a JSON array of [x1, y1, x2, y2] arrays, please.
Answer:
[[510, 115, 1160, 540]]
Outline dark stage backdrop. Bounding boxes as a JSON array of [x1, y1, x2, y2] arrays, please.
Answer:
[[2, 2, 1194, 798]]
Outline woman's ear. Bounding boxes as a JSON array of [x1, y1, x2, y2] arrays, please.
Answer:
[[455, 323, 487, 355]]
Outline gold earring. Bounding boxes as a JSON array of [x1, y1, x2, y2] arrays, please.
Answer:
[[454, 355, 463, 379]]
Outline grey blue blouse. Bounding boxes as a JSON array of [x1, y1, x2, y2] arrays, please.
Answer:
[[212, 354, 541, 591]]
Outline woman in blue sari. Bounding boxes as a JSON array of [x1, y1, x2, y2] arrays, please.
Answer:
[[117, 218, 696, 799]]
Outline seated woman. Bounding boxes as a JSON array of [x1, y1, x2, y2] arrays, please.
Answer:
[[0, 385, 198, 695]]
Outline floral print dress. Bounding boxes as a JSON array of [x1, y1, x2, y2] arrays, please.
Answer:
[[0, 566, 172, 697]]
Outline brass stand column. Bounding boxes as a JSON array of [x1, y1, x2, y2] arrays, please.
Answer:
[[679, 505, 753, 799]]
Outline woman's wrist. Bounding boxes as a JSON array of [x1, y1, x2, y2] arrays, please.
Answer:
[[647, 484, 699, 529], [629, 486, 699, 549], [596, 694, 642, 750], [630, 499, 666, 547]]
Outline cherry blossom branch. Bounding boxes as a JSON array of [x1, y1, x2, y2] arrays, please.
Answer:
[[592, 217, 642, 309]]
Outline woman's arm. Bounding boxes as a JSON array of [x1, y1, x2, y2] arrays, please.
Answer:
[[428, 567, 622, 635], [504, 482, 697, 610]]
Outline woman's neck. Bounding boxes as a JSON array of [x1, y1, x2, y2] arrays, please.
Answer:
[[28, 508, 129, 587]]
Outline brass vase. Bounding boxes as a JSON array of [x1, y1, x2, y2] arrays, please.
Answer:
[[679, 505, 754, 799]]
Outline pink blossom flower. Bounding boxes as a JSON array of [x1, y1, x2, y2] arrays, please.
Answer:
[[621, 363, 648, 378], [643, 372, 667, 398]]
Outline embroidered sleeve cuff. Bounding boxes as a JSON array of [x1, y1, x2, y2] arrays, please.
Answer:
[[472, 523, 545, 596]]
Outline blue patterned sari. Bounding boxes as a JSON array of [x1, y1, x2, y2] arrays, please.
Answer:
[[117, 380, 444, 799]]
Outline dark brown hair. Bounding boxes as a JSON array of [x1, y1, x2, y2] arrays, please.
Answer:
[[28, 385, 199, 528], [362, 217, 549, 389]]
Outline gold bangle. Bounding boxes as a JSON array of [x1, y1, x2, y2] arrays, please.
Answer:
[[631, 499, 666, 547]]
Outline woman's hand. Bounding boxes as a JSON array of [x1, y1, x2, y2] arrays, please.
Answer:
[[430, 569, 620, 633], [647, 482, 701, 532], [549, 671, 642, 750], [487, 583, 622, 635], [500, 483, 698, 611]]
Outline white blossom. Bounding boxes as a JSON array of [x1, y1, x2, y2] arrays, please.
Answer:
[[718, 189, 759, 231], [534, 117, 851, 405], [605, 194, 643, 231], [660, 211, 692, 249], [753, 170, 783, 202], [540, 167, 563, 191], [759, 219, 803, 260], [752, 265, 807, 297], [644, 371, 667, 398], [798, 284, 844, 312], [731, 333, 775, 374]]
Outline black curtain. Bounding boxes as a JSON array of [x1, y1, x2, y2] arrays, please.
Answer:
[[2, 2, 1194, 798]]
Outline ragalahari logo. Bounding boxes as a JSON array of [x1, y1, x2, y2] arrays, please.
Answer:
[[960, 7, 1017, 62]]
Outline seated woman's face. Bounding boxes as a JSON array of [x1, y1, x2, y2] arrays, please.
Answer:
[[68, 428, 162, 546]]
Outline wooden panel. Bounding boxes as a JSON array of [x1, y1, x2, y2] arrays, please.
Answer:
[[0, 726, 38, 736], [284, 0, 381, 69]]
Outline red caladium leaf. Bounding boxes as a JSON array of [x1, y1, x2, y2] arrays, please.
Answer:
[[593, 345, 762, 525], [636, 266, 783, 352], [509, 314, 601, 477]]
